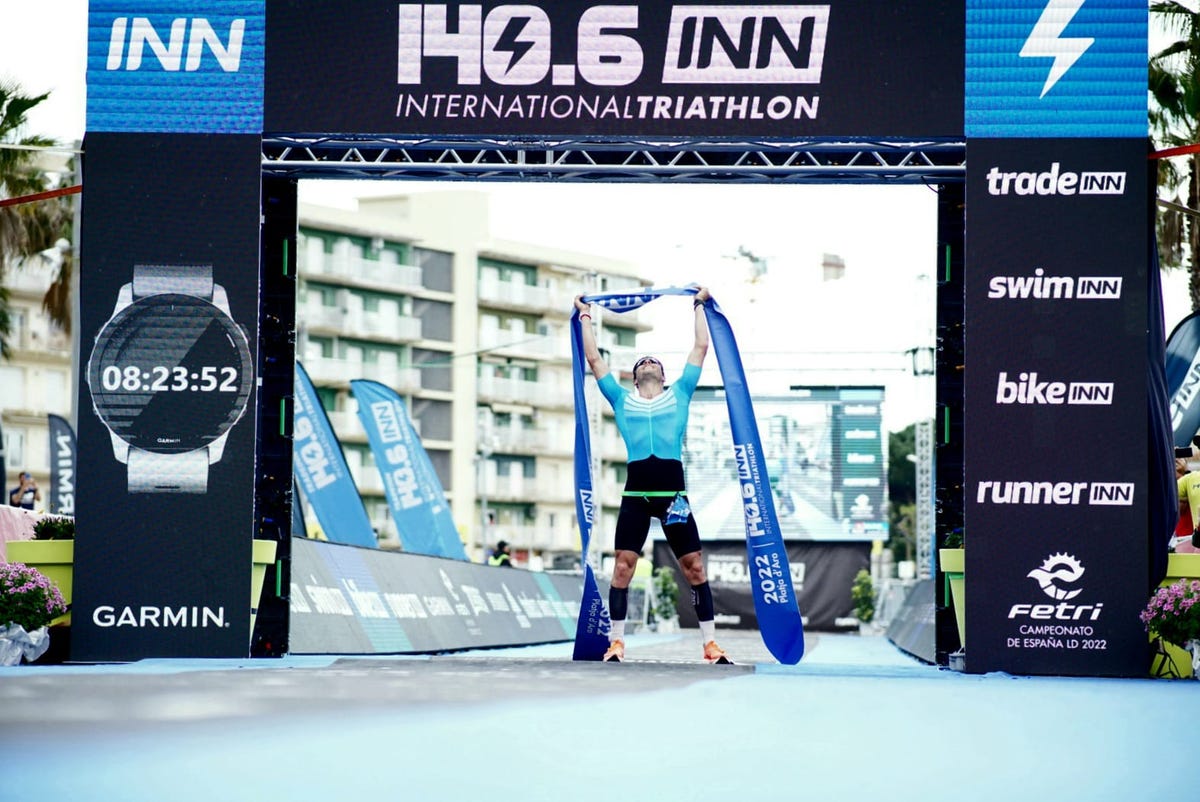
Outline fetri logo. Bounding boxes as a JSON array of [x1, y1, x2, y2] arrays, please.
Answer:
[[1008, 552, 1103, 622], [985, 163, 1125, 196], [995, 372, 1113, 405]]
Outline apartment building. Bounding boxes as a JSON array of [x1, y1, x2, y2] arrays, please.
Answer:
[[0, 255, 72, 508], [296, 190, 653, 565]]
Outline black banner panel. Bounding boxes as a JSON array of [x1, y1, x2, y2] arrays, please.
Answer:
[[288, 539, 582, 653], [653, 540, 867, 630], [264, 0, 964, 138], [964, 138, 1148, 676], [73, 133, 263, 660]]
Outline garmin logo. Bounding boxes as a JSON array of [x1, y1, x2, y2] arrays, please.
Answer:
[[986, 163, 1126, 196], [996, 372, 1113, 405], [844, 429, 877, 440], [105, 17, 245, 72], [663, 6, 830, 83], [93, 605, 226, 628], [988, 269, 1122, 300], [977, 480, 1134, 506], [843, 404, 878, 415]]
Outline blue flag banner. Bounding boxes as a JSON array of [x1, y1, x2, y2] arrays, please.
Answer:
[[350, 380, 467, 560], [1166, 311, 1200, 450], [47, 414, 77, 516], [571, 287, 805, 664], [293, 362, 376, 548]]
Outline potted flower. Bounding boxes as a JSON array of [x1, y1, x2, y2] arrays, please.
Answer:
[[1141, 578, 1200, 679], [0, 562, 68, 665], [851, 569, 875, 633], [650, 567, 680, 633], [8, 516, 74, 628]]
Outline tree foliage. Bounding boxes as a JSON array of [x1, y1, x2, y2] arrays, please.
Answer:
[[0, 82, 75, 359], [1150, 2, 1200, 308]]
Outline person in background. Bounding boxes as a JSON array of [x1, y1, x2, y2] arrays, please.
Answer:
[[8, 471, 40, 510], [489, 539, 513, 567], [1175, 456, 1200, 554], [574, 288, 732, 665]]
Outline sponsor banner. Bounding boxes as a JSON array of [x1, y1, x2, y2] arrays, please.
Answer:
[[87, 0, 265, 133], [965, 0, 1146, 138], [652, 540, 866, 631], [350, 380, 467, 560], [264, 0, 963, 138], [686, 386, 887, 542], [288, 538, 579, 653], [885, 579, 936, 664], [293, 363, 377, 548], [573, 286, 804, 664], [73, 133, 262, 660], [965, 137, 1148, 675], [47, 414, 77, 517], [1166, 312, 1200, 449]]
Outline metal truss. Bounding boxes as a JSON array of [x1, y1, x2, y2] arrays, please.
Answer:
[[261, 136, 965, 184]]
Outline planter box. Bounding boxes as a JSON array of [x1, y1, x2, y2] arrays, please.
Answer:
[[939, 548, 965, 649], [1150, 554, 1200, 679]]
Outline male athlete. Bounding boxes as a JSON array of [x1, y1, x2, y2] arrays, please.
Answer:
[[574, 288, 731, 664]]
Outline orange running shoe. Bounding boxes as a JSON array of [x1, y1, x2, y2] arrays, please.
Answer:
[[603, 639, 625, 662], [703, 640, 733, 665]]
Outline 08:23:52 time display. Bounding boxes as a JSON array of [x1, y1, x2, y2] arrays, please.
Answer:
[[100, 365, 240, 393]]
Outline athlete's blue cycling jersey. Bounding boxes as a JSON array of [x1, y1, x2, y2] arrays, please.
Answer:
[[598, 362, 700, 492]]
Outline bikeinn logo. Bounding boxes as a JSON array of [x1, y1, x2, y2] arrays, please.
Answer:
[[995, 372, 1113, 405], [976, 480, 1135, 506], [986, 163, 1126, 196]]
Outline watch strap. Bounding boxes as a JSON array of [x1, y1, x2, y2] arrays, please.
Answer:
[[127, 449, 210, 494], [132, 264, 214, 300]]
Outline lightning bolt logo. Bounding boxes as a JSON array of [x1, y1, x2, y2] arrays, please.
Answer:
[[1019, 0, 1094, 99], [494, 16, 534, 76]]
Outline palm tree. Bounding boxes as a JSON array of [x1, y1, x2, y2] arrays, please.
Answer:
[[0, 81, 75, 359], [1150, 2, 1200, 309]]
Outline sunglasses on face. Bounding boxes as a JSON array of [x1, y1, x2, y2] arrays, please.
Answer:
[[633, 357, 662, 373]]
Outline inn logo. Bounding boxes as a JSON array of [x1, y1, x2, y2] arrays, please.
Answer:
[[995, 372, 1113, 405], [986, 163, 1125, 196], [105, 17, 245, 72]]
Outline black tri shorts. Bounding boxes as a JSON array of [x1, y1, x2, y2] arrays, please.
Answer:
[[614, 493, 702, 559]]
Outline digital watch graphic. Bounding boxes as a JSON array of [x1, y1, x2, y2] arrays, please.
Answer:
[[87, 264, 254, 494]]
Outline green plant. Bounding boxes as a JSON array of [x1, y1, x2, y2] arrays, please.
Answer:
[[1141, 578, 1200, 648], [32, 516, 74, 540], [942, 529, 963, 549], [0, 562, 68, 632], [651, 567, 680, 622], [851, 569, 875, 623]]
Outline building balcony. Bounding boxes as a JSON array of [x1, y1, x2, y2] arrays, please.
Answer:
[[477, 375, 571, 407], [346, 310, 422, 343], [478, 330, 571, 362], [300, 252, 424, 293], [303, 357, 422, 393]]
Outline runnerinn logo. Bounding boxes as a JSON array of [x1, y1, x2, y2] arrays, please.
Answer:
[[995, 372, 1113, 405], [988, 270, 1122, 300], [976, 480, 1134, 505], [986, 163, 1126, 196]]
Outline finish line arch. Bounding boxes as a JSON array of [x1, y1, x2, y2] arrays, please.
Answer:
[[73, 2, 1158, 678]]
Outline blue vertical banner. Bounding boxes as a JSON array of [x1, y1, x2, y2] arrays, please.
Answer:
[[293, 362, 376, 548], [350, 380, 467, 560], [1166, 312, 1200, 449], [572, 286, 804, 664], [46, 414, 77, 517]]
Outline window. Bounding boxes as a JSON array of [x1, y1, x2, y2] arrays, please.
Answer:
[[0, 366, 24, 409], [3, 427, 25, 469]]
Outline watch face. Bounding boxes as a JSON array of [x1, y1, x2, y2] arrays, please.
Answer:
[[88, 293, 254, 454]]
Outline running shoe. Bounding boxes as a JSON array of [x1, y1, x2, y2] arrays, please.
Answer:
[[603, 639, 625, 663], [703, 640, 733, 665]]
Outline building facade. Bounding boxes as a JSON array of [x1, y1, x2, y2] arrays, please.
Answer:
[[297, 191, 652, 566]]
